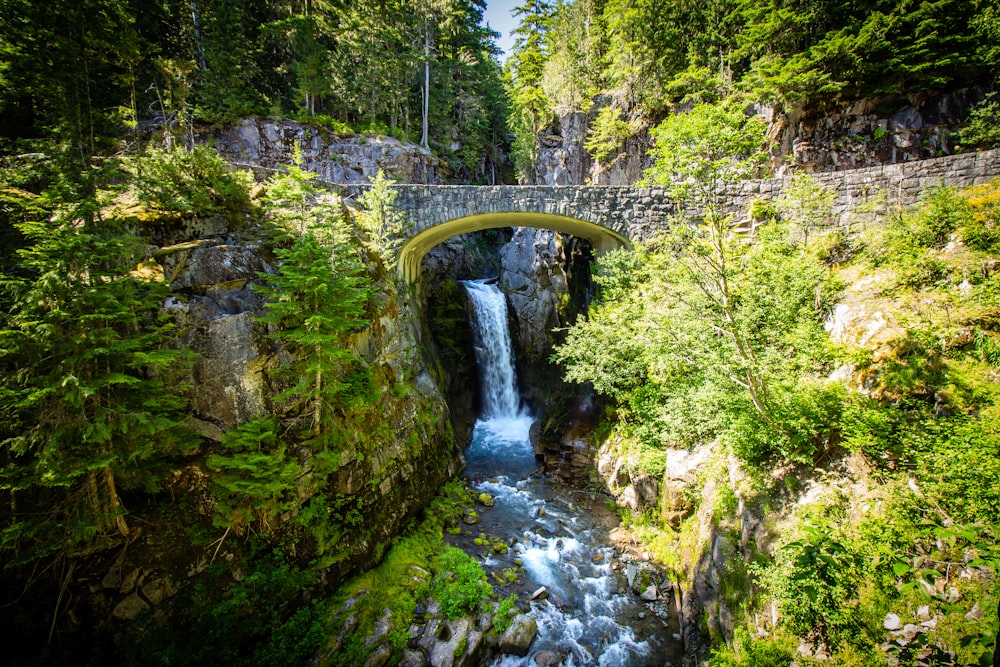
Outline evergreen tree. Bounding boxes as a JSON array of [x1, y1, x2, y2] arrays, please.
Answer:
[[0, 191, 192, 563], [207, 164, 371, 532]]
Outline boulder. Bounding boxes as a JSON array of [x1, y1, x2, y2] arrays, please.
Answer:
[[363, 643, 392, 667], [499, 614, 538, 657], [112, 593, 149, 621]]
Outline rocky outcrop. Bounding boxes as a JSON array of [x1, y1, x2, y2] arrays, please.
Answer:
[[498, 614, 538, 657], [145, 192, 461, 587], [534, 89, 991, 187], [534, 105, 650, 187], [767, 88, 990, 173], [535, 111, 594, 186], [157, 238, 277, 429], [204, 118, 444, 184], [499, 228, 570, 363]]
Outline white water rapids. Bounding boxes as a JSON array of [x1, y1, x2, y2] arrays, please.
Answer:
[[460, 280, 681, 667]]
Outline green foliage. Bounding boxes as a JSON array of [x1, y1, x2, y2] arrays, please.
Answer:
[[124, 145, 252, 219], [958, 93, 1000, 150], [1, 1, 511, 183], [492, 594, 519, 636], [584, 106, 638, 165], [430, 545, 494, 619], [258, 165, 371, 436], [757, 520, 868, 645], [356, 169, 407, 268], [556, 213, 837, 468], [774, 175, 836, 247], [327, 480, 503, 666], [641, 99, 769, 211], [0, 188, 193, 562], [207, 164, 372, 538], [206, 416, 301, 532], [122, 549, 324, 667], [709, 627, 793, 667]]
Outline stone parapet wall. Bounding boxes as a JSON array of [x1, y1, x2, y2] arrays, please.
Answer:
[[723, 148, 1000, 227], [383, 148, 1000, 252]]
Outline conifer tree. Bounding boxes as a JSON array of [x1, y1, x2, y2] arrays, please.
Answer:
[[207, 164, 371, 533], [0, 193, 191, 563]]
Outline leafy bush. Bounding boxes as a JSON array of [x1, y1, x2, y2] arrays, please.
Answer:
[[958, 92, 1000, 149], [709, 627, 793, 667], [430, 546, 494, 619], [584, 106, 638, 164]]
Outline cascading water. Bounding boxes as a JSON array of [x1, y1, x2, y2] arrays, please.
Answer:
[[463, 280, 522, 419], [460, 279, 681, 667]]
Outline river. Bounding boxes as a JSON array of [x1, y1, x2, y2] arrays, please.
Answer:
[[457, 280, 683, 667]]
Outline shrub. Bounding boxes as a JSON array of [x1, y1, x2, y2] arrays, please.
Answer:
[[958, 93, 1000, 150], [430, 546, 494, 619]]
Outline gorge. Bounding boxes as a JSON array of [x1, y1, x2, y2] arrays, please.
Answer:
[[2, 1, 1000, 665]]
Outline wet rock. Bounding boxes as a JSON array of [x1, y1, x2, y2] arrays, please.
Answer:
[[499, 614, 538, 657], [101, 557, 126, 589], [499, 228, 569, 361], [640, 585, 659, 602], [477, 493, 495, 508], [534, 650, 561, 666], [591, 552, 604, 565], [529, 586, 549, 601], [367, 608, 393, 646], [632, 474, 659, 509], [330, 614, 359, 653], [141, 577, 176, 605], [418, 617, 482, 667], [901, 624, 922, 641], [398, 649, 428, 667], [462, 510, 480, 526], [363, 643, 392, 667], [119, 568, 141, 595]]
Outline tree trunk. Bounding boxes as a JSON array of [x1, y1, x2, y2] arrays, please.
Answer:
[[421, 22, 430, 149], [190, 1, 207, 72], [104, 466, 129, 537]]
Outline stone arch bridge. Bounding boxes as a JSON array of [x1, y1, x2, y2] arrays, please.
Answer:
[[384, 185, 677, 283]]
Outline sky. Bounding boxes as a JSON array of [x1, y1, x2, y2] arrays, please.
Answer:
[[482, 0, 521, 62]]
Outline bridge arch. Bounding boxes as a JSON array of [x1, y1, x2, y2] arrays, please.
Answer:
[[397, 211, 631, 284]]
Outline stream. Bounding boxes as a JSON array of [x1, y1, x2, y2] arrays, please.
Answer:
[[457, 280, 683, 667]]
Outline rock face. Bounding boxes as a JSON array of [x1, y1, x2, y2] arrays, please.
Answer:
[[205, 118, 444, 184], [535, 110, 594, 186], [532, 89, 989, 187], [767, 88, 989, 173], [534, 105, 649, 187], [151, 195, 461, 591], [499, 228, 570, 363]]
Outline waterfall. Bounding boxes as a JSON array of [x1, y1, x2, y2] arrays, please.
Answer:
[[462, 280, 521, 420], [459, 281, 679, 667]]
